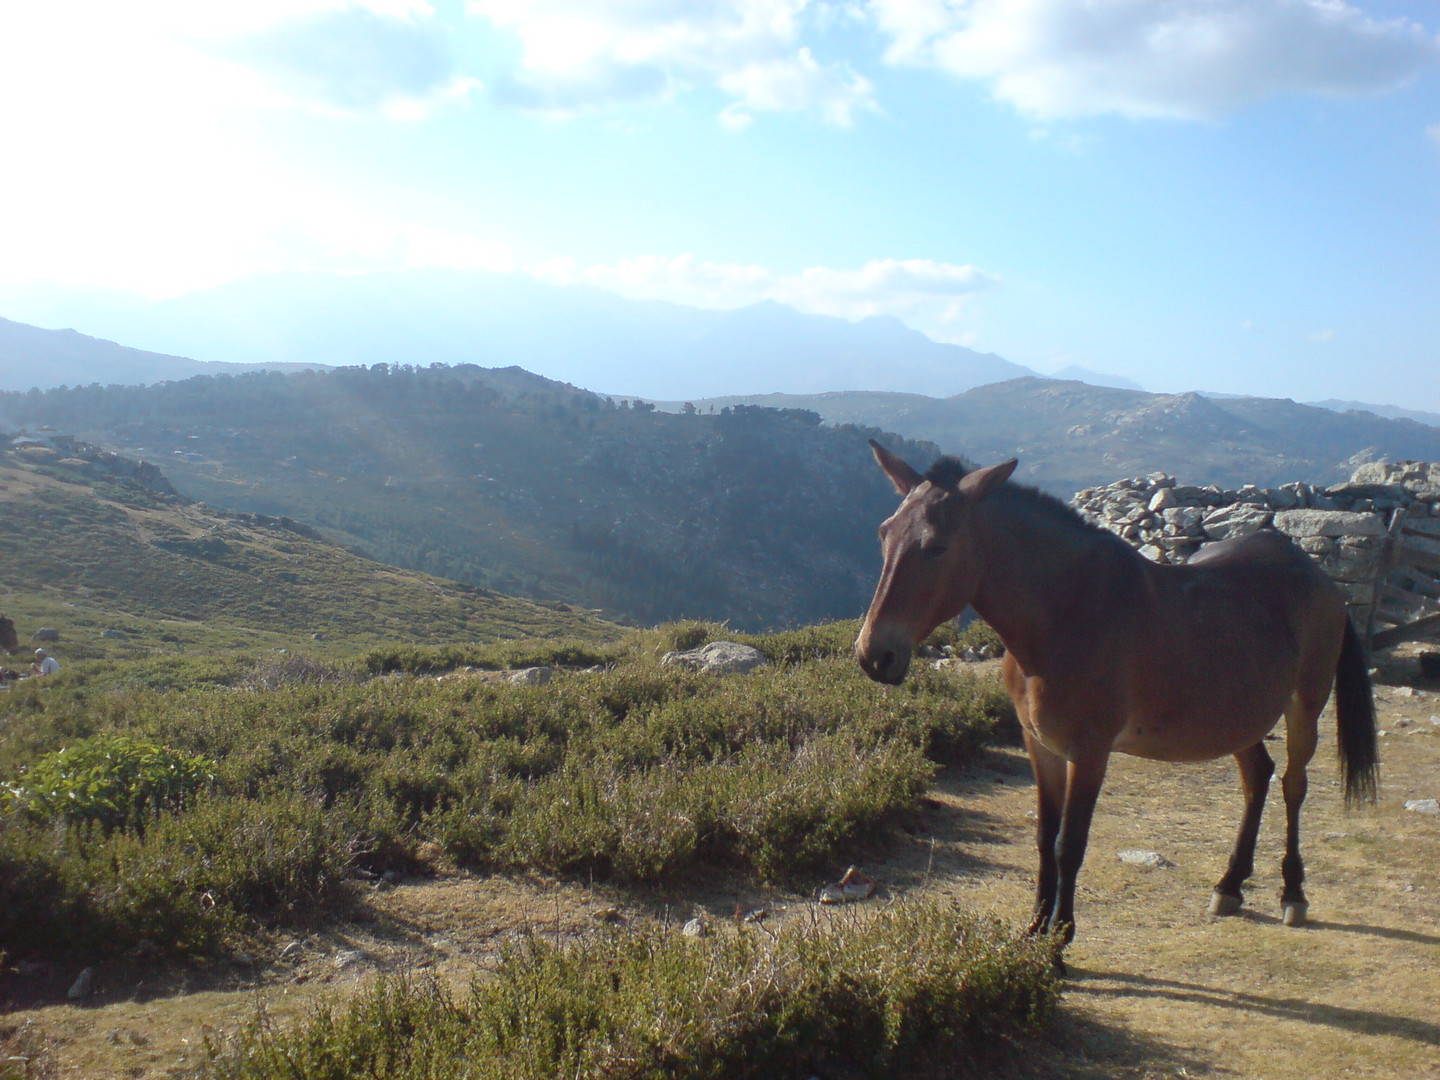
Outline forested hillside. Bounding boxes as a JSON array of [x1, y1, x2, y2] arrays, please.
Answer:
[[2, 365, 933, 629]]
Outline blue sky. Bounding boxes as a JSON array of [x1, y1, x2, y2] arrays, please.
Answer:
[[1, 1, 1437, 408]]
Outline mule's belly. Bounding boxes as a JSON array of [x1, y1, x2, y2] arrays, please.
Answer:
[[1109, 707, 1283, 762]]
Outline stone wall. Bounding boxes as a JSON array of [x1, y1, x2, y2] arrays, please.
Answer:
[[1071, 460, 1440, 639]]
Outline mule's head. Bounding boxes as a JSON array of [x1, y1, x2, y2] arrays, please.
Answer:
[[0, 615, 16, 656], [855, 442, 1016, 685]]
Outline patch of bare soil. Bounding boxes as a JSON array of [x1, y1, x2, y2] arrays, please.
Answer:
[[6, 657, 1440, 1079]]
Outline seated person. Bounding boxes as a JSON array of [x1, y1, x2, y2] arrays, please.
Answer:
[[32, 648, 60, 676]]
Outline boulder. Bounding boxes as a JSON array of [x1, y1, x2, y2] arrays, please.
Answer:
[[661, 641, 768, 674], [1201, 506, 1272, 541], [30, 627, 60, 642], [507, 666, 555, 686], [100, 629, 128, 640], [1273, 509, 1386, 538]]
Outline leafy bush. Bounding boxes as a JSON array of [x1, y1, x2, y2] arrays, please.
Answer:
[[208, 900, 1061, 1080], [2, 734, 215, 835]]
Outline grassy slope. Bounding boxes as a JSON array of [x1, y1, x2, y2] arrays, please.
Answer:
[[0, 448, 618, 659]]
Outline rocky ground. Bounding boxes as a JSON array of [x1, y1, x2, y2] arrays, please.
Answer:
[[4, 652, 1439, 1080]]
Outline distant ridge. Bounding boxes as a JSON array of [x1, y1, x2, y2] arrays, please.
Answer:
[[0, 317, 323, 392], [671, 378, 1440, 495], [1307, 398, 1440, 429]]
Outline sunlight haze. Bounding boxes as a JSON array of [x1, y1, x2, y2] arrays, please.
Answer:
[[1, 0, 1437, 408]]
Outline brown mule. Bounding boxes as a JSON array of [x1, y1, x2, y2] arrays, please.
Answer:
[[855, 442, 1379, 945]]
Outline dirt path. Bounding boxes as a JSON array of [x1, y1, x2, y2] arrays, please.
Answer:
[[7, 674, 1440, 1079]]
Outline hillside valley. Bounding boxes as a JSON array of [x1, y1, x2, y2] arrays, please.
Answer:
[[0, 438, 617, 657], [2, 365, 930, 630]]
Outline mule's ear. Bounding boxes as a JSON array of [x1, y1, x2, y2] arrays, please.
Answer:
[[958, 458, 1018, 501], [870, 439, 923, 495]]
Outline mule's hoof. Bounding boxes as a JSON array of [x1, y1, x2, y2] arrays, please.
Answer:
[[1282, 901, 1308, 927], [1208, 891, 1242, 917]]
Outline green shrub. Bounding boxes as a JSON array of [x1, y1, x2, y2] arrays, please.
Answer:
[[208, 899, 1061, 1080], [2, 734, 215, 835], [0, 793, 353, 956]]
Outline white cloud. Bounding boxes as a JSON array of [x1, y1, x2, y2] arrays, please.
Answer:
[[224, 6, 481, 118], [470, 0, 878, 124], [870, 0, 1440, 120], [533, 253, 996, 337]]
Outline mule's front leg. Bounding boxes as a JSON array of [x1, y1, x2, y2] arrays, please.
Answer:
[[1047, 753, 1110, 942]]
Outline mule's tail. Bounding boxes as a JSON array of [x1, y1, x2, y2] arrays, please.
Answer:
[[1335, 616, 1379, 806]]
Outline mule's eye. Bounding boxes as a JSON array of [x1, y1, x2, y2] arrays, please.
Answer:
[[923, 544, 948, 559]]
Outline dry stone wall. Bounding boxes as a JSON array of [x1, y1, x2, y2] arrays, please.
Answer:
[[1071, 460, 1440, 640]]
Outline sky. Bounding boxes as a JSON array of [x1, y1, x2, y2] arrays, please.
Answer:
[[1, 0, 1438, 409]]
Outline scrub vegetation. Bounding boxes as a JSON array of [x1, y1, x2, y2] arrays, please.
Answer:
[[0, 620, 1014, 962]]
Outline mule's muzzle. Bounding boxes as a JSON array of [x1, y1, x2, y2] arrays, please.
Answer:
[[856, 641, 912, 685]]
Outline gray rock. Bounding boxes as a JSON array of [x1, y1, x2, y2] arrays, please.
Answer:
[[100, 629, 128, 640], [661, 641, 768, 674], [68, 966, 94, 999], [1404, 799, 1439, 815], [1273, 509, 1386, 538], [1202, 506, 1272, 541], [30, 627, 60, 642], [1148, 488, 1177, 512], [507, 666, 554, 686]]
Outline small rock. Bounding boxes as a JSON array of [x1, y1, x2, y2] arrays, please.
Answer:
[[681, 917, 710, 938], [740, 908, 768, 924], [99, 629, 128, 640], [382, 869, 401, 884], [232, 951, 255, 966], [592, 907, 626, 924], [507, 666, 554, 686], [1404, 799, 1439, 815], [311, 632, 327, 641], [279, 940, 304, 960], [1118, 850, 1176, 870], [333, 949, 364, 970], [30, 628, 60, 643], [68, 966, 94, 1000], [1394, 686, 1419, 698]]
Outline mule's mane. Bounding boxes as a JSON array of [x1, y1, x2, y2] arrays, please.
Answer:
[[925, 456, 1123, 546], [923, 456, 972, 489]]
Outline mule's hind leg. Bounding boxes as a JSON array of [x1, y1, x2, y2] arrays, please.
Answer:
[[1022, 729, 1065, 936], [1280, 696, 1322, 927], [1210, 742, 1275, 917]]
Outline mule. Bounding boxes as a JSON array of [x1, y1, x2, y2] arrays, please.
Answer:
[[0, 614, 17, 655], [854, 442, 1378, 944]]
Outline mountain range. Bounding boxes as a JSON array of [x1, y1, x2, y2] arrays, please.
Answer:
[[0, 270, 1031, 399]]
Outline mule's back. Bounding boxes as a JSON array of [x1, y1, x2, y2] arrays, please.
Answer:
[[1108, 530, 1348, 761]]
